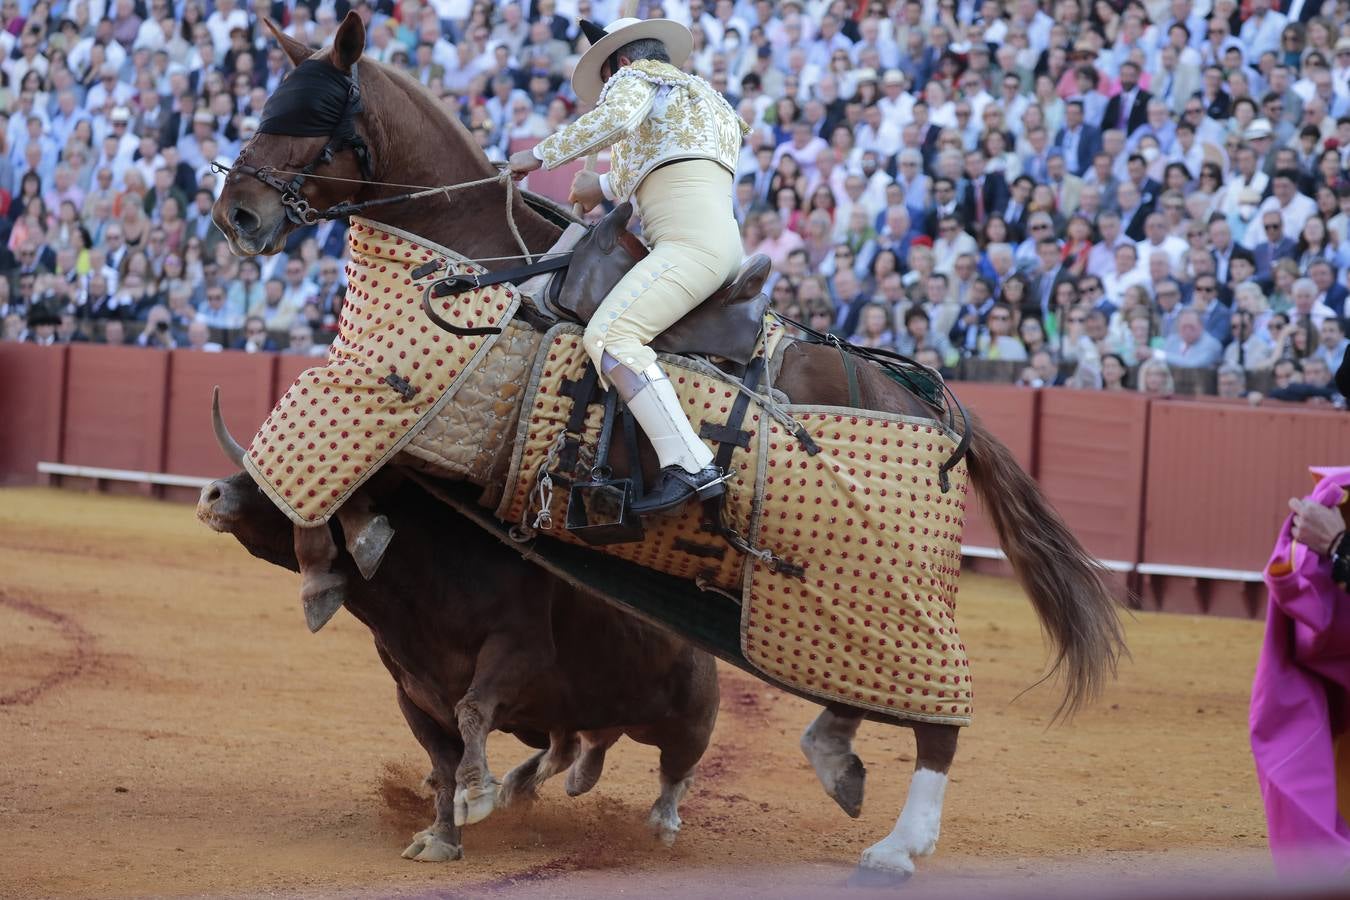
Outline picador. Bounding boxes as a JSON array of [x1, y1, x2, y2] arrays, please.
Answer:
[[508, 16, 750, 515]]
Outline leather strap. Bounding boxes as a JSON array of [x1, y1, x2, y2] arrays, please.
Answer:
[[699, 356, 765, 535], [431, 253, 574, 297]]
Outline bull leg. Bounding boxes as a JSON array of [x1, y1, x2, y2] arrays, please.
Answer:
[[800, 703, 866, 818], [852, 722, 959, 886], [453, 636, 548, 826], [564, 728, 623, 797], [393, 686, 465, 863], [293, 524, 347, 633], [499, 730, 580, 807], [334, 494, 394, 581]]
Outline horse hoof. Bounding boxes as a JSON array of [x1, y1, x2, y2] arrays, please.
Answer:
[[351, 515, 394, 580], [832, 753, 866, 819], [847, 865, 913, 888]]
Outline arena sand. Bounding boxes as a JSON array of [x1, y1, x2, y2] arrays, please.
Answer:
[[0, 487, 1271, 898]]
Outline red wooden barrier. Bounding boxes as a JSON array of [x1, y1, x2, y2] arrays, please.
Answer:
[[526, 155, 610, 206], [62, 344, 170, 493], [1036, 390, 1148, 567], [0, 343, 66, 485], [273, 353, 322, 400], [1142, 400, 1350, 573], [949, 383, 1038, 561], [163, 351, 276, 479]]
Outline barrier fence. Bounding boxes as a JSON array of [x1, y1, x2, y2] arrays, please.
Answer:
[[4, 342, 1347, 618]]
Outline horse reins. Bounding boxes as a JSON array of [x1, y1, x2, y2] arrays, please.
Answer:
[[214, 56, 537, 261]]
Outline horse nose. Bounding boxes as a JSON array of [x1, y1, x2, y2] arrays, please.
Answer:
[[229, 204, 260, 236]]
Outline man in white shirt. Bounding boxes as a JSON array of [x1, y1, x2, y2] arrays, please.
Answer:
[[772, 120, 829, 178], [1238, 0, 1287, 59], [1136, 213, 1189, 275], [1255, 168, 1318, 244]]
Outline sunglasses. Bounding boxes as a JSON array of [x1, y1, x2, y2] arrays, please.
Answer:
[[1197, 284, 1217, 292], [1265, 223, 1282, 231]]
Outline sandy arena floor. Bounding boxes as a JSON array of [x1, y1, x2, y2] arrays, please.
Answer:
[[0, 487, 1275, 898]]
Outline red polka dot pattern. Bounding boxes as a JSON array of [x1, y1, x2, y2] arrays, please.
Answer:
[[503, 325, 973, 725], [744, 411, 972, 726], [244, 218, 520, 525]]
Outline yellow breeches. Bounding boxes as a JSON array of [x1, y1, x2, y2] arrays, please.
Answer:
[[582, 159, 743, 378]]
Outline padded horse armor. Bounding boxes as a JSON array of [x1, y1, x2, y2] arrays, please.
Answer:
[[549, 203, 772, 365]]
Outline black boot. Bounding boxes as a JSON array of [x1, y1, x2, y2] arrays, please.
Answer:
[[631, 465, 725, 514]]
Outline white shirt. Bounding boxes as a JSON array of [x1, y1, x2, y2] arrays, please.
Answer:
[[1256, 193, 1318, 245]]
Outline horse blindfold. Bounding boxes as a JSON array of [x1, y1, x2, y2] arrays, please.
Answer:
[[258, 59, 363, 138]]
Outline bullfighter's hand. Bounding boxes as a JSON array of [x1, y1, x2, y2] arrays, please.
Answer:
[[569, 170, 604, 212], [508, 150, 542, 180], [1289, 498, 1345, 557]]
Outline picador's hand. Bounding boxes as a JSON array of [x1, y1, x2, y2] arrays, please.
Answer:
[[569, 170, 604, 212], [508, 150, 542, 180]]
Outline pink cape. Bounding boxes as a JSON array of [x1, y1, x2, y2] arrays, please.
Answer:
[[1250, 467, 1350, 873]]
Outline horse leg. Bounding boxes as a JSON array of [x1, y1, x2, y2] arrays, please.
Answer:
[[564, 728, 623, 797], [393, 685, 465, 863], [293, 524, 346, 633], [852, 722, 960, 885], [334, 492, 394, 581], [499, 730, 581, 807], [800, 703, 866, 818]]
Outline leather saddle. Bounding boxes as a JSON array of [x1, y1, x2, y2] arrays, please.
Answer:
[[546, 203, 772, 366]]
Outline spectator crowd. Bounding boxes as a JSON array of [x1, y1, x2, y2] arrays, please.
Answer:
[[0, 0, 1348, 402]]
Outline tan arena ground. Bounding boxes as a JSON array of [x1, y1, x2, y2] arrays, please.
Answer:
[[0, 487, 1277, 898]]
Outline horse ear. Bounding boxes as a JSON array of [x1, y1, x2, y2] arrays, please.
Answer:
[[264, 17, 312, 67], [331, 10, 366, 72]]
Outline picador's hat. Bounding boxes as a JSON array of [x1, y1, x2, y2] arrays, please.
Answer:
[[572, 17, 692, 105]]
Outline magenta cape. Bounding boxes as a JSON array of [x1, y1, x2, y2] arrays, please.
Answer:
[[1250, 467, 1350, 872]]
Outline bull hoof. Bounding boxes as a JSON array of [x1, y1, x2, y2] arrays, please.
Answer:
[[564, 751, 605, 797], [846, 865, 913, 888], [646, 806, 681, 848], [350, 515, 394, 581], [402, 832, 462, 863], [454, 780, 500, 827]]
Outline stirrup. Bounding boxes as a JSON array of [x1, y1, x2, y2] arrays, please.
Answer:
[[631, 465, 727, 515]]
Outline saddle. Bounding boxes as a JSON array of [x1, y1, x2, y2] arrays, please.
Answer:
[[546, 203, 772, 365], [430, 202, 771, 366]]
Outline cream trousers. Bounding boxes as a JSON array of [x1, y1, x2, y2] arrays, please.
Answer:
[[582, 159, 743, 379]]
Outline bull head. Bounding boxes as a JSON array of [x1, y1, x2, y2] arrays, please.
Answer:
[[200, 387, 348, 632]]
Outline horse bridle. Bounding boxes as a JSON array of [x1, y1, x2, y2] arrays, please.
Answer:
[[219, 61, 374, 226]]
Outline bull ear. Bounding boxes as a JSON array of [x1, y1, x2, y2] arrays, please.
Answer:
[[331, 10, 366, 72], [264, 17, 312, 67]]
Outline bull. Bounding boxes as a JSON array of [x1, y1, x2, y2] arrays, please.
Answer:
[[196, 403, 719, 860]]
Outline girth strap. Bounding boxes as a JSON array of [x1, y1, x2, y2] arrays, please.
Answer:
[[699, 356, 766, 535]]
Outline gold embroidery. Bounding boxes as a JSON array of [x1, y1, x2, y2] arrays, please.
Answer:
[[536, 60, 751, 201]]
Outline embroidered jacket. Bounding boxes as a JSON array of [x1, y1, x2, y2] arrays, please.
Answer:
[[534, 59, 750, 202]]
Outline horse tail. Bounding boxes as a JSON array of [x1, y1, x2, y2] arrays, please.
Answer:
[[962, 417, 1126, 719]]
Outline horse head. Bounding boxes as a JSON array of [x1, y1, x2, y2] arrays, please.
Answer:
[[214, 12, 372, 256]]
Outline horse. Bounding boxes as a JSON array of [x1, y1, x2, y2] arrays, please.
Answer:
[[210, 12, 1125, 882]]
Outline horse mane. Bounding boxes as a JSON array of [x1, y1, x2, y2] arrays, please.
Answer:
[[349, 55, 562, 260]]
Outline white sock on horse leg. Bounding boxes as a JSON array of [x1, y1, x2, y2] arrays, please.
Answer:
[[859, 768, 948, 875]]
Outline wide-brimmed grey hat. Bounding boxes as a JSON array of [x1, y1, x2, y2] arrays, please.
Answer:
[[572, 17, 692, 105]]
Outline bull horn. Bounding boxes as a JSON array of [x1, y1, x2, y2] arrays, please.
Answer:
[[212, 386, 247, 468]]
